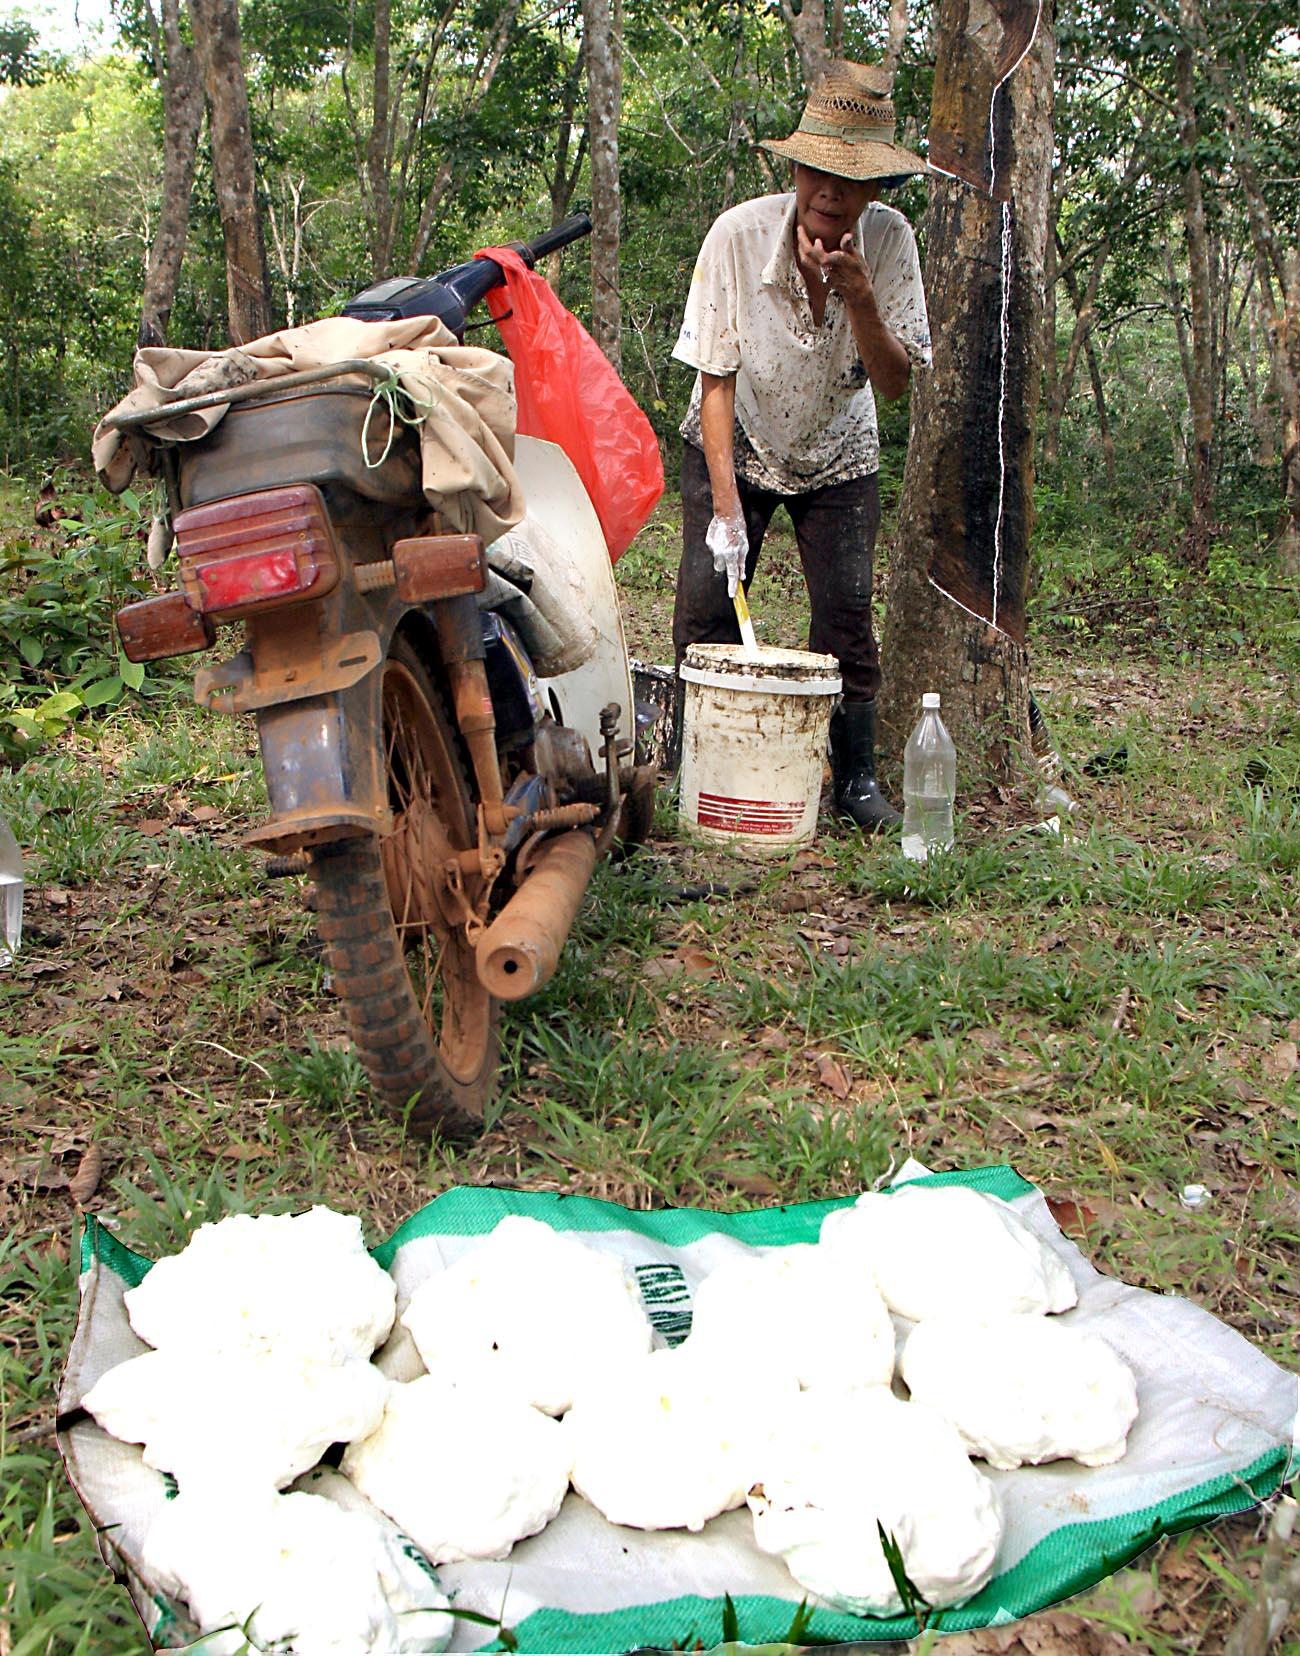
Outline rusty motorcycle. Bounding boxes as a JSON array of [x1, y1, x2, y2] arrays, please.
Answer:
[[110, 216, 654, 1138]]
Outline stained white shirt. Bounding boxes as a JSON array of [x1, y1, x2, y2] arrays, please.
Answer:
[[673, 193, 931, 492]]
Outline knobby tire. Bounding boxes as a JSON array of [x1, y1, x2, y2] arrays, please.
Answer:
[[309, 638, 498, 1139]]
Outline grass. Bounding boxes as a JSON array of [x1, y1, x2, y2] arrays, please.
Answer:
[[1, 485, 1298, 1651]]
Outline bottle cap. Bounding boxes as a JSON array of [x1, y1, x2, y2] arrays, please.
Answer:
[[922, 692, 941, 709]]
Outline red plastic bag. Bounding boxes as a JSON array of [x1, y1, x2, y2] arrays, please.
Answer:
[[475, 245, 663, 560]]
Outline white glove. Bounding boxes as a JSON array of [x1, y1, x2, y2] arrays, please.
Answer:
[[705, 510, 748, 600]]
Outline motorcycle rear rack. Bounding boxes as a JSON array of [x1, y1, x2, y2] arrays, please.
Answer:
[[101, 360, 394, 433]]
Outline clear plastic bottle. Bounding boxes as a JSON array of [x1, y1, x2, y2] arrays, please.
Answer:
[[0, 811, 22, 966], [901, 693, 956, 863]]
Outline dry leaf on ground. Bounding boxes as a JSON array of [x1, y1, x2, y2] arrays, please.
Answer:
[[726, 1170, 781, 1199], [934, 1609, 1132, 1654], [813, 1053, 852, 1099], [1047, 1196, 1099, 1239], [68, 1143, 102, 1205], [220, 1142, 269, 1162], [11, 1156, 71, 1193]]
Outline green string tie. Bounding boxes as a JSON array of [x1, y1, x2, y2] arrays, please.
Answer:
[[361, 366, 440, 469]]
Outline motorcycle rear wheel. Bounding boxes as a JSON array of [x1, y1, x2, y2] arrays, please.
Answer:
[[309, 637, 498, 1138]]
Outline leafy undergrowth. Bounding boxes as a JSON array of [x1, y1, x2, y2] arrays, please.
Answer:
[[2, 550, 1298, 1650]]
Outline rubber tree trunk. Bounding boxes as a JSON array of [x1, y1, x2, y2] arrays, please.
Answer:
[[138, 0, 203, 348], [879, 0, 1054, 785], [189, 0, 273, 345], [582, 0, 622, 373], [1185, 0, 1300, 576], [365, 0, 395, 279], [779, 0, 829, 85], [1173, 15, 1216, 569]]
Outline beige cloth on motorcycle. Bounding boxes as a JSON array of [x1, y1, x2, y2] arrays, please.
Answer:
[[91, 316, 524, 544]]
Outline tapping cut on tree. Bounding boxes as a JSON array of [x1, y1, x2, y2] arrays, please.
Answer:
[[880, 0, 1054, 783]]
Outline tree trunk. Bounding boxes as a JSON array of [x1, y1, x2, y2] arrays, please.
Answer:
[[1051, 231, 1115, 470], [138, 0, 203, 347], [1044, 142, 1140, 469], [879, 0, 1055, 785], [546, 54, 587, 287], [1182, 0, 1300, 574], [582, 0, 623, 372], [778, 0, 829, 86], [188, 0, 272, 344], [1041, 194, 1059, 463], [883, 0, 909, 77], [1083, 330, 1115, 491], [1173, 20, 1215, 568], [366, 0, 395, 278]]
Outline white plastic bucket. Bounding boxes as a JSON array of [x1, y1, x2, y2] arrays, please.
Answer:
[[679, 643, 841, 853]]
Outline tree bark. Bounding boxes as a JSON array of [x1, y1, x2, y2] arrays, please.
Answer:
[[1173, 14, 1215, 568], [883, 0, 909, 78], [879, 0, 1055, 784], [1049, 228, 1116, 468], [546, 55, 588, 288], [1041, 189, 1059, 461], [1083, 330, 1115, 490], [366, 0, 395, 279], [582, 0, 623, 372], [188, 0, 272, 344], [138, 0, 203, 348], [1182, 0, 1300, 573], [778, 0, 829, 86]]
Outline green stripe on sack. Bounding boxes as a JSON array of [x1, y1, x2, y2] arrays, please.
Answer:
[[79, 1214, 154, 1287], [479, 1445, 1294, 1653], [371, 1165, 1035, 1269], [77, 1167, 1037, 1285]]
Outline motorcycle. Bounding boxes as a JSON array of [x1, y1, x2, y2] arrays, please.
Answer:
[[109, 215, 655, 1139]]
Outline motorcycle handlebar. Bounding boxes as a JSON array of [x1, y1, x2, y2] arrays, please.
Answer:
[[517, 212, 592, 267], [439, 212, 594, 320]]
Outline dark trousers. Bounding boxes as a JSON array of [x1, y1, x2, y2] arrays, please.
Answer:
[[671, 441, 882, 703]]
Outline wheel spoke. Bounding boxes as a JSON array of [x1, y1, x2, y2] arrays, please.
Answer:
[[375, 653, 493, 1088]]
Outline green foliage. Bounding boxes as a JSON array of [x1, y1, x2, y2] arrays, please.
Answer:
[[0, 11, 45, 83], [0, 57, 181, 461], [270, 1037, 371, 1114], [0, 485, 174, 757]]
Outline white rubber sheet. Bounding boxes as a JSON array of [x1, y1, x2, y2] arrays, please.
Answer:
[[59, 1164, 1299, 1652]]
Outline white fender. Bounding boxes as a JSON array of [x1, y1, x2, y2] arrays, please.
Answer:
[[513, 434, 635, 763]]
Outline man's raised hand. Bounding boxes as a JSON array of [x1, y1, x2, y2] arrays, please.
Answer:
[[822, 232, 875, 307]]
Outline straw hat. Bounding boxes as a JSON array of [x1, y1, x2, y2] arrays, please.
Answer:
[[760, 60, 928, 183]]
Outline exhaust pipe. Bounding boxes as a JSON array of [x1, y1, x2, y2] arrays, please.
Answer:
[[475, 830, 598, 1000]]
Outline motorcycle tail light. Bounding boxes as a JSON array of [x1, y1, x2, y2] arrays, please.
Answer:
[[175, 485, 339, 618]]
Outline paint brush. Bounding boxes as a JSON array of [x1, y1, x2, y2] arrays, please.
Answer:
[[733, 585, 759, 656]]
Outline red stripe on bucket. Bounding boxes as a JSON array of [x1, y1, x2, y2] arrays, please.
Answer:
[[696, 792, 804, 835]]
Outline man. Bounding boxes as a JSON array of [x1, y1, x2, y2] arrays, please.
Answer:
[[671, 60, 931, 831]]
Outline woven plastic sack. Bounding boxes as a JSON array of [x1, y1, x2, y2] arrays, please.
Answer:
[[60, 1164, 1299, 1653], [476, 245, 664, 560]]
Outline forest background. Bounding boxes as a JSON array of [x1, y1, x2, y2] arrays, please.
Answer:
[[0, 0, 1297, 580]]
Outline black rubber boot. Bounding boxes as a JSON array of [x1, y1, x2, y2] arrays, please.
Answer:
[[830, 700, 902, 832]]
